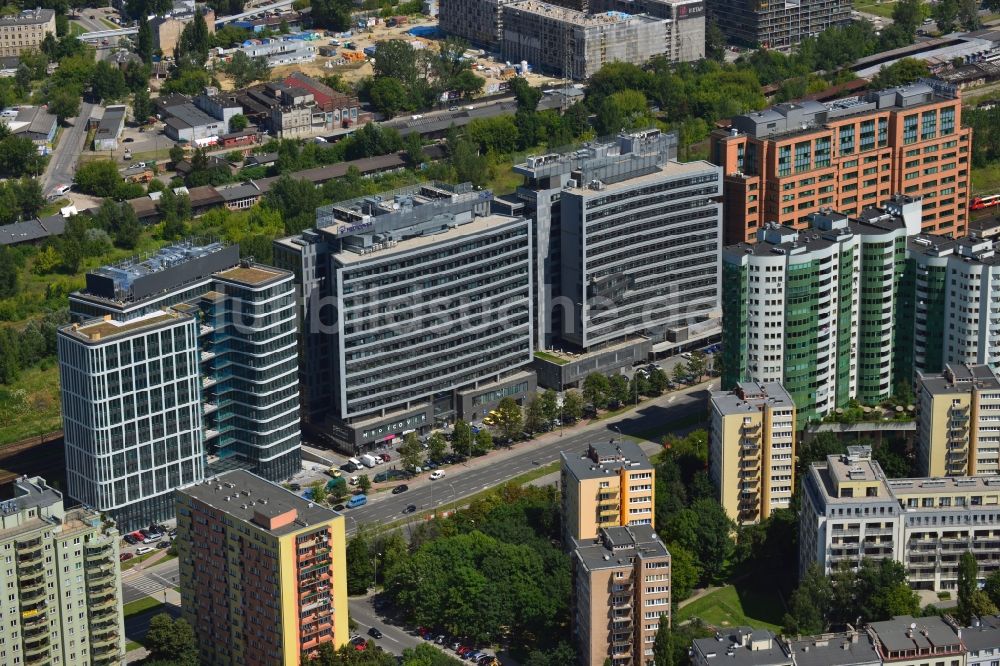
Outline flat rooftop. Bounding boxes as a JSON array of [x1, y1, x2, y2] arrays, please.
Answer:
[[214, 264, 289, 286], [181, 470, 339, 536], [333, 213, 526, 266], [0, 8, 54, 25], [887, 475, 1000, 498], [710, 381, 794, 417], [563, 159, 717, 196], [692, 628, 791, 666], [62, 310, 189, 343], [919, 363, 1000, 396], [574, 525, 669, 571], [562, 439, 652, 481]]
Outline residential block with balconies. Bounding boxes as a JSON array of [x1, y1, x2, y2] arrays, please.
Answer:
[[710, 381, 796, 525], [0, 476, 126, 666], [561, 440, 656, 543], [572, 525, 671, 666], [801, 445, 1000, 592], [916, 364, 1000, 477], [176, 470, 348, 666]]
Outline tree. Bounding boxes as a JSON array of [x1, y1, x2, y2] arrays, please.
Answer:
[[664, 499, 734, 583], [133, 88, 154, 125], [311, 0, 352, 30], [934, 0, 959, 34], [875, 59, 930, 90], [169, 144, 186, 166], [653, 617, 673, 666], [783, 563, 833, 634], [136, 20, 153, 63], [14, 63, 30, 95], [74, 160, 121, 197], [452, 420, 472, 457], [539, 389, 559, 424], [346, 530, 375, 594], [373, 39, 419, 86], [472, 429, 493, 456], [144, 613, 198, 665], [582, 373, 610, 409], [985, 570, 1000, 609], [891, 0, 924, 36], [368, 76, 408, 118], [672, 362, 688, 385], [399, 431, 424, 471], [705, 19, 726, 62], [93, 199, 141, 249], [608, 374, 630, 407], [310, 480, 328, 504], [987, 0, 1000, 13], [666, 542, 700, 602], [357, 474, 372, 495], [223, 50, 270, 88], [524, 393, 546, 434], [427, 432, 447, 461], [511, 76, 542, 113], [687, 351, 708, 382], [91, 60, 128, 102], [958, 0, 981, 31], [452, 68, 483, 100], [179, 12, 211, 68], [493, 397, 523, 442], [229, 113, 249, 132], [0, 246, 19, 299], [48, 87, 80, 123], [561, 390, 584, 422], [956, 550, 996, 623], [262, 173, 322, 234], [157, 188, 191, 239]]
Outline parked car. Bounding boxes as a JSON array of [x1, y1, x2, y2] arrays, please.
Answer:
[[332, 504, 346, 511], [403, 504, 417, 514], [429, 470, 445, 480], [379, 452, 391, 462], [123, 534, 138, 545], [157, 541, 170, 549], [119, 552, 134, 561], [290, 483, 301, 491], [391, 484, 408, 494], [435, 635, 446, 644], [135, 546, 154, 555], [368, 627, 383, 639]]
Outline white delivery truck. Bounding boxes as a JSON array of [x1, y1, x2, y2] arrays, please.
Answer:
[[359, 454, 378, 468]]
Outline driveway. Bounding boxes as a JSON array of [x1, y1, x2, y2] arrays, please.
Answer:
[[41, 101, 94, 196]]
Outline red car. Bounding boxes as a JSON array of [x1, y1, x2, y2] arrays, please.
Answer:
[[458, 647, 472, 656], [380, 452, 391, 462]]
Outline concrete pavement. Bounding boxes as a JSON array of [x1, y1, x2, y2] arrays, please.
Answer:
[[41, 101, 95, 196]]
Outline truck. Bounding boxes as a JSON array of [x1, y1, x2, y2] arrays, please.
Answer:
[[124, 170, 154, 184], [359, 453, 378, 468]]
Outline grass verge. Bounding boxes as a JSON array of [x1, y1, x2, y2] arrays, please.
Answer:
[[853, 0, 897, 18], [972, 163, 1000, 195], [0, 365, 63, 448], [123, 597, 164, 619], [675, 581, 785, 632], [125, 640, 142, 651], [121, 549, 174, 571]]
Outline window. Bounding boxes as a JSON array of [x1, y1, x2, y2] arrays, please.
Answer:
[[922, 110, 937, 140], [778, 145, 791, 176], [903, 114, 919, 144], [860, 119, 875, 151], [839, 126, 855, 155], [815, 137, 830, 168], [941, 107, 955, 135]]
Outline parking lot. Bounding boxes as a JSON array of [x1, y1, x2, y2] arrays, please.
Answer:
[[118, 522, 176, 563]]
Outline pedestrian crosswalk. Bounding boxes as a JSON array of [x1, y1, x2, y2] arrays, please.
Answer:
[[124, 577, 166, 599]]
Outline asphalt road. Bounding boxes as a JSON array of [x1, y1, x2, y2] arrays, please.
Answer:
[[349, 595, 423, 656], [121, 558, 181, 605], [41, 101, 95, 196], [342, 379, 712, 535]]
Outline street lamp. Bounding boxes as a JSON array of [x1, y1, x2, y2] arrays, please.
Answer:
[[612, 425, 623, 447], [372, 551, 381, 591]]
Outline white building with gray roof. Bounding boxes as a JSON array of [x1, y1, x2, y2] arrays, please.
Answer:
[[692, 628, 793, 666]]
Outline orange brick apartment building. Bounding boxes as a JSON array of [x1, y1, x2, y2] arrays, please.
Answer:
[[711, 79, 971, 244]]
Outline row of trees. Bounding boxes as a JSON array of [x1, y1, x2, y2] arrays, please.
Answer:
[[0, 178, 44, 225], [0, 309, 67, 384]]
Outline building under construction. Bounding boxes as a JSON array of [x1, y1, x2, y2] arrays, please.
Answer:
[[439, 0, 704, 67], [707, 0, 850, 50], [501, 0, 697, 79]]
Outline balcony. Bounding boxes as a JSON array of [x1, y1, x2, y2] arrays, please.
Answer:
[[88, 571, 117, 588], [90, 595, 118, 612], [20, 581, 46, 602], [92, 631, 120, 649], [23, 639, 50, 659]]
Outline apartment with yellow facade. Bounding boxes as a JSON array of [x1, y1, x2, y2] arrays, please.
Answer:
[[801, 445, 1000, 592], [176, 470, 348, 666], [0, 9, 55, 58], [916, 364, 1000, 477], [561, 440, 655, 543], [573, 525, 671, 666], [709, 382, 797, 525]]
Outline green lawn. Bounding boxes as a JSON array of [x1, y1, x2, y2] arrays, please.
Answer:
[[972, 164, 1000, 195], [533, 351, 568, 365], [123, 597, 164, 619], [853, 0, 898, 18], [675, 581, 786, 632], [67, 21, 87, 36], [0, 365, 63, 448]]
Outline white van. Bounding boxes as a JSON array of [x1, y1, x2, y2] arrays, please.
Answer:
[[360, 454, 378, 468], [53, 184, 72, 196], [135, 546, 154, 555], [348, 457, 362, 469]]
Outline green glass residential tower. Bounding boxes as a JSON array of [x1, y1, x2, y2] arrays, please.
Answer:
[[721, 196, 921, 422]]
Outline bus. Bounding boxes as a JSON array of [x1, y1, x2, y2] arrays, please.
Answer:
[[971, 194, 1000, 210]]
